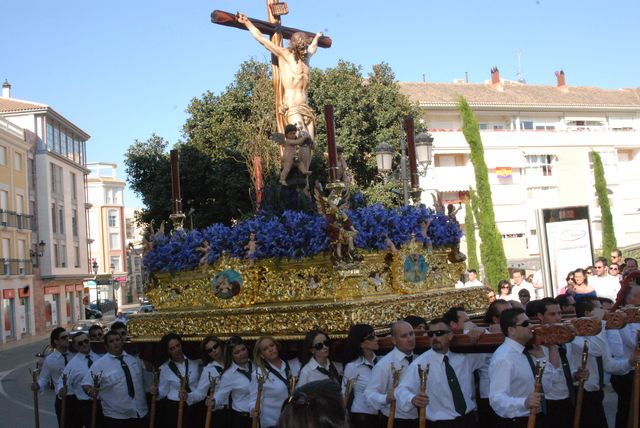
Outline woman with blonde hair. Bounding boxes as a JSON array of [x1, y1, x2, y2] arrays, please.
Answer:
[[250, 336, 291, 428]]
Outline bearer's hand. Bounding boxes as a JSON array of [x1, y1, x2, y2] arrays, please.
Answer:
[[411, 392, 429, 408]]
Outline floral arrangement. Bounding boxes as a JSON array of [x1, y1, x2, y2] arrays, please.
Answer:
[[143, 204, 463, 274]]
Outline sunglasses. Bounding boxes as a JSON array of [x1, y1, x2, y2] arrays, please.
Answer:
[[609, 266, 619, 270], [205, 343, 221, 353], [515, 320, 531, 328], [75, 339, 90, 346], [426, 330, 450, 338], [312, 340, 331, 350], [362, 333, 377, 342]]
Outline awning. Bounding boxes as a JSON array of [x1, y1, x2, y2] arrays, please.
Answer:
[[521, 148, 557, 157]]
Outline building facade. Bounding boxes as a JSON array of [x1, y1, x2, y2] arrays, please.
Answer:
[[0, 115, 35, 343], [400, 69, 640, 273], [0, 82, 91, 335]]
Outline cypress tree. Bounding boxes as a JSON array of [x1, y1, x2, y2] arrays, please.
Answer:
[[464, 195, 479, 272], [591, 150, 617, 257], [458, 97, 509, 289]]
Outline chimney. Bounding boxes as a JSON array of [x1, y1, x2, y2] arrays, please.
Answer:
[[490, 67, 503, 92], [555, 70, 568, 93], [1, 80, 10, 98]]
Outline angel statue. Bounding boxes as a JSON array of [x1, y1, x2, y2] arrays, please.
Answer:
[[314, 183, 360, 265]]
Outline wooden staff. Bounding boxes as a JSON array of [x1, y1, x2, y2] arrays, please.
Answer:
[[343, 375, 359, 408], [288, 374, 298, 398], [631, 331, 640, 428], [527, 360, 547, 428], [251, 370, 268, 428], [573, 339, 589, 428], [177, 376, 187, 428], [203, 374, 219, 428], [148, 367, 159, 428], [29, 365, 40, 428], [417, 364, 430, 428], [60, 373, 68, 428], [90, 371, 102, 428], [386, 364, 403, 428]]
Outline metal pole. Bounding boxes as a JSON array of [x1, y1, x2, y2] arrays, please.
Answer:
[[400, 137, 409, 206]]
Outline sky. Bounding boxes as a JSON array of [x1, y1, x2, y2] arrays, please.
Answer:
[[2, 0, 638, 208]]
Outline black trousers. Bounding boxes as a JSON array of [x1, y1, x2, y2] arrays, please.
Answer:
[[381, 416, 418, 428], [545, 397, 574, 428], [578, 390, 608, 428], [103, 415, 147, 428], [159, 399, 197, 428], [231, 409, 252, 428], [476, 397, 497, 428], [611, 372, 633, 428], [494, 414, 545, 428], [429, 411, 476, 428], [350, 412, 381, 428]]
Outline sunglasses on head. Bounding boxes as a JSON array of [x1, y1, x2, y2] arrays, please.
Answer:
[[515, 320, 531, 328], [205, 343, 221, 353], [362, 333, 377, 342], [426, 330, 450, 338], [312, 339, 330, 350]]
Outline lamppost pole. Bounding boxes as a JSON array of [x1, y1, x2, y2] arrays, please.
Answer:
[[399, 135, 409, 206], [92, 261, 99, 311], [110, 263, 117, 315]]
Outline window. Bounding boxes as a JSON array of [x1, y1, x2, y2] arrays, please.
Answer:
[[71, 209, 78, 237], [54, 244, 60, 267], [523, 155, 555, 177], [14, 152, 22, 171], [50, 163, 63, 195], [70, 172, 77, 200], [59, 206, 64, 233], [110, 256, 120, 272], [61, 244, 67, 267], [0, 190, 7, 225], [108, 210, 118, 227], [74, 245, 80, 268], [18, 240, 25, 274], [0, 146, 6, 165], [51, 203, 57, 233], [520, 121, 534, 130], [110, 233, 121, 250], [54, 127, 60, 153], [47, 124, 54, 148]]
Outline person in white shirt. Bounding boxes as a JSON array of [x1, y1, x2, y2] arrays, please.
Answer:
[[298, 329, 342, 387], [395, 318, 487, 427], [489, 308, 556, 428], [31, 327, 73, 428], [364, 320, 417, 428], [157, 333, 200, 427], [342, 324, 379, 428], [590, 258, 621, 301], [463, 269, 483, 288], [510, 270, 536, 301], [195, 335, 227, 425], [202, 336, 253, 428], [56, 332, 101, 428], [82, 330, 152, 428], [250, 336, 292, 428]]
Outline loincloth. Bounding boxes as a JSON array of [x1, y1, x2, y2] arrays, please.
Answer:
[[280, 103, 316, 127]]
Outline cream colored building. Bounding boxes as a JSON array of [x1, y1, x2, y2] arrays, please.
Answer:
[[0, 81, 91, 333], [0, 114, 35, 342], [400, 69, 640, 271]]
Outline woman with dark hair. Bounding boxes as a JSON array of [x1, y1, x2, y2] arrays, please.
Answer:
[[194, 335, 228, 425], [342, 324, 379, 428], [497, 279, 511, 300], [251, 336, 292, 428], [277, 379, 350, 428], [558, 270, 576, 295], [297, 329, 342, 387], [573, 268, 596, 302], [157, 332, 201, 428], [205, 336, 253, 428]]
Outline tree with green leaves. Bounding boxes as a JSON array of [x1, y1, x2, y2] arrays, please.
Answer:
[[591, 150, 617, 257], [464, 195, 479, 272], [459, 97, 509, 288]]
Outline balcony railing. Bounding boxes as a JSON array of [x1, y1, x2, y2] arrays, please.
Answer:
[[0, 210, 34, 230], [0, 259, 33, 276]]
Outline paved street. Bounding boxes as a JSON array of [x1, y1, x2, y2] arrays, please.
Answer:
[[0, 338, 57, 427]]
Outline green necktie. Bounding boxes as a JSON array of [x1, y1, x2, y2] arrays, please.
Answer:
[[443, 355, 467, 416], [558, 345, 575, 403], [86, 355, 93, 368], [596, 356, 604, 390], [524, 350, 546, 413]]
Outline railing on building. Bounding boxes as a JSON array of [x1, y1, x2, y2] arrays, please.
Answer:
[[0, 210, 34, 230], [0, 259, 33, 275]]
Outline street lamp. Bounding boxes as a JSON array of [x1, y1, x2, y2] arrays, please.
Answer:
[[92, 261, 100, 311], [29, 240, 46, 267], [374, 126, 435, 206], [110, 262, 117, 315]]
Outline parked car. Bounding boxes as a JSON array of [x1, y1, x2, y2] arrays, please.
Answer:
[[138, 305, 155, 313], [90, 299, 115, 312], [85, 307, 103, 319]]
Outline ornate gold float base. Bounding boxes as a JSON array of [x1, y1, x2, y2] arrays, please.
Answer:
[[128, 287, 488, 342]]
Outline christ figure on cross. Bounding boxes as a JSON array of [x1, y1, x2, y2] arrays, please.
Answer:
[[236, 12, 323, 144]]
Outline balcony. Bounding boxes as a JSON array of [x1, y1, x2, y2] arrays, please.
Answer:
[[0, 210, 34, 230], [1, 259, 33, 276]]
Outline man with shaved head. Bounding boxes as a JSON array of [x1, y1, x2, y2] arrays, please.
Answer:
[[365, 321, 418, 427]]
